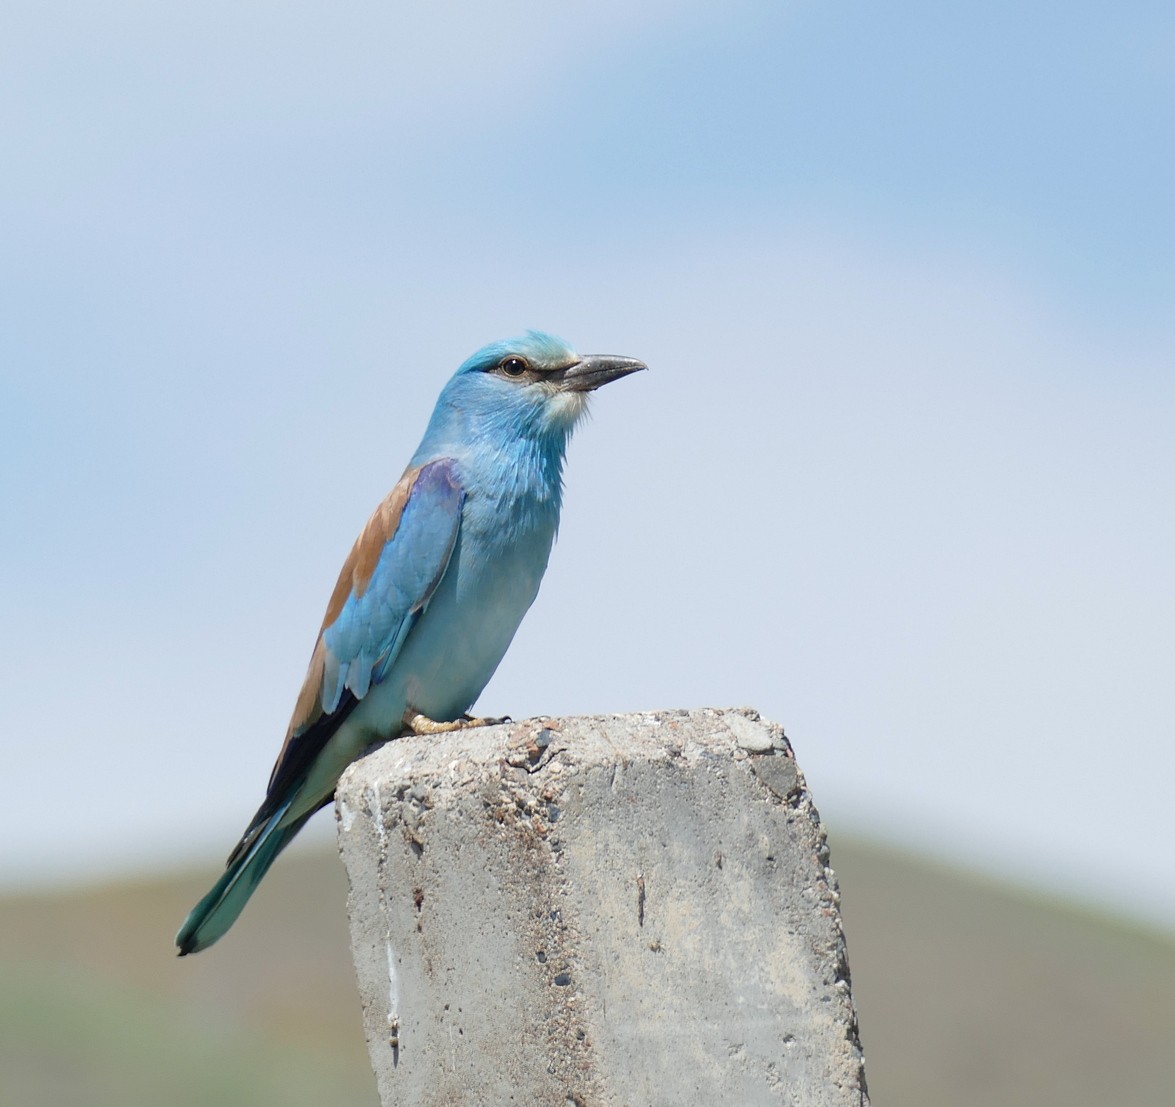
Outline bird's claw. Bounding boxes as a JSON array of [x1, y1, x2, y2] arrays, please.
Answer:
[[466, 712, 512, 726], [402, 710, 512, 735]]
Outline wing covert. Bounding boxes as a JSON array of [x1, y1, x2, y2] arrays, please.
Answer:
[[264, 457, 463, 801], [320, 459, 464, 711]]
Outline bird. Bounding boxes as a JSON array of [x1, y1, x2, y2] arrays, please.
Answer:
[[175, 331, 645, 954]]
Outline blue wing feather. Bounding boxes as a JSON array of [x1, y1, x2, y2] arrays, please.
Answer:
[[320, 458, 464, 711]]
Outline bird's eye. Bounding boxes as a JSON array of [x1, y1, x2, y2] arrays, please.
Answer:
[[499, 356, 529, 377]]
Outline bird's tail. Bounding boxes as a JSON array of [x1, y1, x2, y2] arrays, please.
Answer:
[[175, 802, 310, 956]]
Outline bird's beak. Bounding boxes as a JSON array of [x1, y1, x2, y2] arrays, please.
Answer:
[[556, 354, 648, 392]]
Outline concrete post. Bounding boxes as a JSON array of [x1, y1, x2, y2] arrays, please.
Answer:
[[335, 708, 869, 1107]]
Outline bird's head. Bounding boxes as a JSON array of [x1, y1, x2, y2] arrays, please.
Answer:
[[427, 331, 646, 450]]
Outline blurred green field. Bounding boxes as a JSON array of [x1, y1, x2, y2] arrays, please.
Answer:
[[1, 834, 1172, 1106]]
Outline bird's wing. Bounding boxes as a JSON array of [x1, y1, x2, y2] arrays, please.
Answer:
[[262, 457, 464, 810]]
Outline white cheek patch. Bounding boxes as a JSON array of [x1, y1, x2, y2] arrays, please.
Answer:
[[545, 389, 590, 431]]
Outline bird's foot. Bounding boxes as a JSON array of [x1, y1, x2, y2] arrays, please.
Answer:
[[402, 710, 512, 735]]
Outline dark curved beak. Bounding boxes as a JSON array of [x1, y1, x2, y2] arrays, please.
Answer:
[[556, 354, 648, 392]]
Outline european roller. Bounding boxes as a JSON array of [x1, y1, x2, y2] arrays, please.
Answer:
[[176, 331, 645, 955]]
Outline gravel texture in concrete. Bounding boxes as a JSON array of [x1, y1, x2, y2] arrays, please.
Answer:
[[335, 707, 869, 1107]]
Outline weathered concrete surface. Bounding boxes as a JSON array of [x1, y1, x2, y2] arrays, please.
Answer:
[[335, 708, 869, 1107]]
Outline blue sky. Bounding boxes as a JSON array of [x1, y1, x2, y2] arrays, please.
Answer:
[[3, 1, 1174, 925]]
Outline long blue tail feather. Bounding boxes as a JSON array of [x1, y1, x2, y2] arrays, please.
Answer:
[[175, 802, 309, 955]]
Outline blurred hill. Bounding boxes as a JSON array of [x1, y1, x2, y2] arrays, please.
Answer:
[[1, 834, 1172, 1107]]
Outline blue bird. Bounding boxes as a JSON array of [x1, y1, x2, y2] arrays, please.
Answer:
[[176, 331, 645, 954]]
